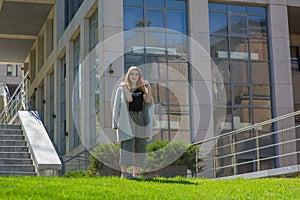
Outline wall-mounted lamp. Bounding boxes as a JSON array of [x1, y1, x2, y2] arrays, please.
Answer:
[[27, 76, 30, 80], [34, 88, 37, 91], [42, 100, 46, 104], [52, 114, 56, 118], [65, 132, 68, 136], [108, 63, 114, 74]]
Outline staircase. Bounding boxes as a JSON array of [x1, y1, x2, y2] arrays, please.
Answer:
[[0, 124, 36, 176]]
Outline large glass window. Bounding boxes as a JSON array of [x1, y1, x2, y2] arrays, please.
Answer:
[[89, 10, 98, 51], [49, 72, 55, 141], [123, 0, 188, 142], [60, 56, 67, 155], [65, 0, 85, 28], [209, 3, 274, 176], [72, 35, 81, 150]]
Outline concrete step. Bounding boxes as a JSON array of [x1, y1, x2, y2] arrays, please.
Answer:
[[0, 158, 33, 165], [0, 140, 26, 146], [0, 135, 24, 141], [0, 146, 28, 152], [0, 171, 37, 176], [0, 124, 21, 130], [0, 165, 35, 172], [0, 152, 31, 159], [0, 129, 23, 135]]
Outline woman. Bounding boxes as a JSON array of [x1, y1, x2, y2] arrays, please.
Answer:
[[112, 66, 154, 178]]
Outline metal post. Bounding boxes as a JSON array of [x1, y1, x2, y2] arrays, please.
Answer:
[[255, 128, 260, 171], [281, 121, 287, 166], [231, 134, 237, 175], [195, 147, 198, 175]]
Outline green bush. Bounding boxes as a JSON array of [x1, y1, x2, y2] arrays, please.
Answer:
[[88, 143, 120, 176], [64, 170, 93, 178], [89, 141, 205, 175], [147, 140, 205, 172]]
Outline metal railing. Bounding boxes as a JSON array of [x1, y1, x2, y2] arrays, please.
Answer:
[[192, 110, 300, 178], [0, 71, 30, 124]]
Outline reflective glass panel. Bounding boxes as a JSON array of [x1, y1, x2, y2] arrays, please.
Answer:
[[166, 10, 187, 33], [145, 32, 166, 54], [230, 16, 247, 35], [253, 109, 271, 123], [167, 56, 188, 80], [166, 0, 186, 9], [124, 54, 145, 71], [248, 6, 266, 16], [249, 38, 268, 61], [124, 0, 143, 6], [233, 85, 250, 106], [209, 13, 228, 35], [145, 0, 164, 8], [147, 9, 164, 28], [168, 81, 189, 104], [233, 108, 252, 129], [230, 37, 249, 60], [209, 3, 226, 13], [210, 36, 228, 59], [251, 62, 269, 84], [230, 60, 249, 83], [228, 5, 246, 14], [145, 56, 167, 80], [167, 33, 187, 56], [124, 7, 143, 29], [212, 59, 230, 83], [214, 83, 231, 106], [249, 16, 267, 38], [124, 30, 145, 53], [253, 85, 271, 108]]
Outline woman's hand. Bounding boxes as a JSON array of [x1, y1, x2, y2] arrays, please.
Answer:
[[143, 81, 152, 103], [120, 82, 133, 102]]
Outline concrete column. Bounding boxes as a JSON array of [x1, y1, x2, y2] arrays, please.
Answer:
[[98, 0, 124, 143], [189, 0, 215, 178], [268, 4, 297, 167]]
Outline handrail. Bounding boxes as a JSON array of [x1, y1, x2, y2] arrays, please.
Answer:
[[192, 109, 300, 178], [192, 110, 300, 146], [0, 71, 30, 124]]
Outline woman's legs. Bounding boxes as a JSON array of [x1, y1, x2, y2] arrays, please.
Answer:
[[133, 166, 139, 177]]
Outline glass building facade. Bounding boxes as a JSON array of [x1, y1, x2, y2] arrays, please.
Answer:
[[123, 0, 190, 142], [209, 3, 275, 176]]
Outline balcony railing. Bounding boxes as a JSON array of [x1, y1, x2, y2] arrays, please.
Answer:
[[192, 110, 300, 178], [0, 71, 30, 124]]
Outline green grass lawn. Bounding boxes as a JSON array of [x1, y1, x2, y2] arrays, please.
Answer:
[[0, 176, 299, 200]]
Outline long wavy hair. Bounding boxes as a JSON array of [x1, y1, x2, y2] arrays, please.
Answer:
[[124, 66, 147, 93]]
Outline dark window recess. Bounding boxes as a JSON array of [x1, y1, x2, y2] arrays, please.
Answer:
[[65, 0, 85, 28]]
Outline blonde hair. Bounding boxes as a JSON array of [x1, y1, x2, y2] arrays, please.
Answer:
[[125, 66, 146, 92]]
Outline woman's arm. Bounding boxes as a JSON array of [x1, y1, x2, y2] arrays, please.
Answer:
[[120, 82, 133, 102], [112, 87, 122, 129], [143, 82, 152, 104]]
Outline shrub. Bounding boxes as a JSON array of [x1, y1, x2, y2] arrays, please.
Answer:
[[88, 143, 120, 176], [64, 170, 93, 178], [147, 140, 205, 173]]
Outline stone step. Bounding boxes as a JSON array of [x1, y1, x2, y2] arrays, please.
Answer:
[[0, 158, 33, 165], [0, 152, 31, 159], [0, 135, 24, 141], [0, 165, 35, 172], [0, 124, 21, 130], [0, 171, 37, 176], [0, 140, 27, 146], [0, 146, 28, 152], [0, 129, 23, 135]]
